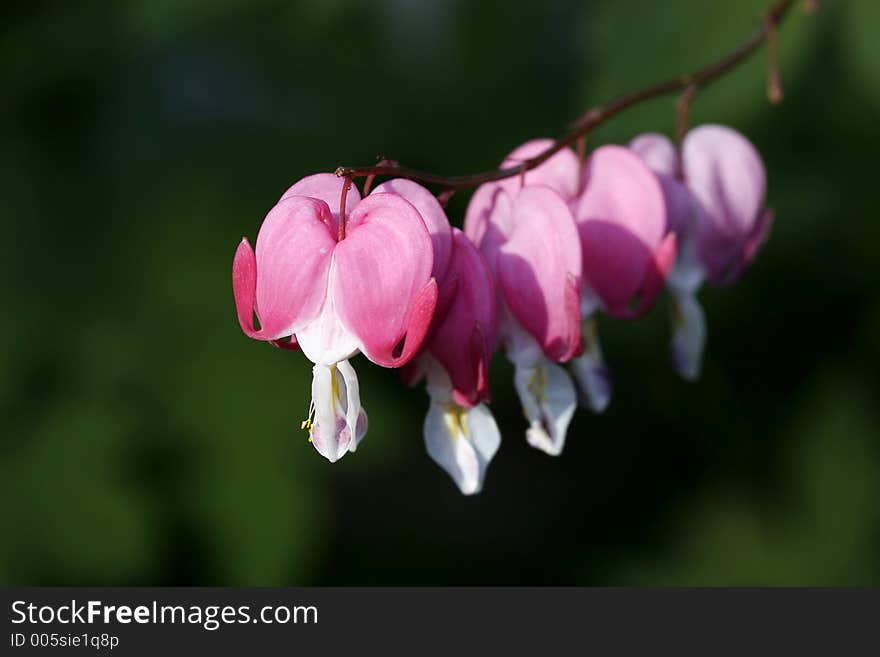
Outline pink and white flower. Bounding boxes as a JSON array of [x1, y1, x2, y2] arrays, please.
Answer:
[[405, 227, 500, 494], [474, 140, 675, 415], [371, 179, 499, 494], [631, 125, 772, 380], [572, 145, 676, 411], [232, 174, 438, 462], [465, 144, 583, 456]]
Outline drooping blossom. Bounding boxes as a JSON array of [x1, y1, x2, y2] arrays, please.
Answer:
[[232, 174, 438, 462], [475, 140, 675, 415], [372, 180, 500, 494], [572, 145, 677, 411], [630, 125, 772, 380], [575, 146, 677, 318], [404, 225, 500, 494], [482, 140, 615, 414], [465, 144, 583, 456], [230, 119, 773, 494]]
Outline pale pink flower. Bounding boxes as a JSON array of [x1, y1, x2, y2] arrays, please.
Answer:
[[574, 145, 677, 318], [631, 125, 772, 380], [569, 145, 677, 411]]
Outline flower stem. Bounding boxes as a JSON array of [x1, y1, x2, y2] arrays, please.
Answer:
[[335, 0, 806, 191]]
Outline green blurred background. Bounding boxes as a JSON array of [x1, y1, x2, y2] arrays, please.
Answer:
[[1, 0, 878, 585]]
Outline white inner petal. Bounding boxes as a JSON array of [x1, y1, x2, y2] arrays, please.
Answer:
[[670, 292, 706, 382], [570, 316, 612, 413], [423, 393, 501, 496], [667, 226, 706, 296], [512, 356, 577, 457], [296, 256, 360, 365], [307, 361, 368, 463]]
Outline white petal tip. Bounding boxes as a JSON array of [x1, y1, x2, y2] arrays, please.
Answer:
[[673, 357, 702, 382], [313, 442, 345, 463], [457, 482, 483, 496], [526, 426, 564, 456], [583, 389, 611, 414], [670, 294, 706, 383], [424, 401, 500, 497], [573, 363, 613, 414], [316, 448, 339, 464]]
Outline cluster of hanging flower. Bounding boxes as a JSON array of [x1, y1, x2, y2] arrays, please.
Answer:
[[232, 124, 771, 494]]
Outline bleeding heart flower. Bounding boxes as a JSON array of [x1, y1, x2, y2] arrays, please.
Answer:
[[233, 174, 438, 462], [574, 145, 677, 320], [465, 146, 582, 456], [406, 228, 501, 494], [682, 125, 773, 286], [565, 145, 677, 411], [631, 125, 772, 381], [466, 182, 583, 364]]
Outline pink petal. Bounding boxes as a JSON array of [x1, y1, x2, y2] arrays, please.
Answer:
[[574, 145, 667, 315], [464, 184, 503, 249], [693, 207, 737, 284], [332, 192, 437, 367], [395, 270, 461, 388], [465, 141, 580, 257], [233, 196, 335, 340], [373, 178, 453, 281], [498, 138, 581, 201], [280, 173, 363, 237], [232, 238, 258, 337], [423, 272, 460, 347], [270, 336, 300, 351], [740, 209, 774, 271], [715, 208, 775, 286], [497, 187, 583, 362], [630, 134, 697, 237], [578, 220, 652, 316], [464, 185, 515, 275], [429, 229, 497, 407], [630, 133, 678, 177], [682, 124, 766, 240], [459, 325, 491, 407], [376, 279, 438, 367], [656, 174, 694, 236], [629, 232, 677, 319]]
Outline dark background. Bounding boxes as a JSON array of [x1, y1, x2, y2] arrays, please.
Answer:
[[2, 0, 878, 585]]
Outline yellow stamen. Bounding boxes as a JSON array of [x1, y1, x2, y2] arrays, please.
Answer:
[[330, 363, 340, 412], [582, 316, 598, 350], [528, 365, 547, 404], [443, 404, 469, 440], [301, 399, 315, 443]]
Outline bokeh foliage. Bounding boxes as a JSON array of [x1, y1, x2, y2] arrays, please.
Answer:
[[1, 0, 877, 585]]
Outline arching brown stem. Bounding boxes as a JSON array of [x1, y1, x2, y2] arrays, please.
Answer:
[[335, 0, 807, 191]]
